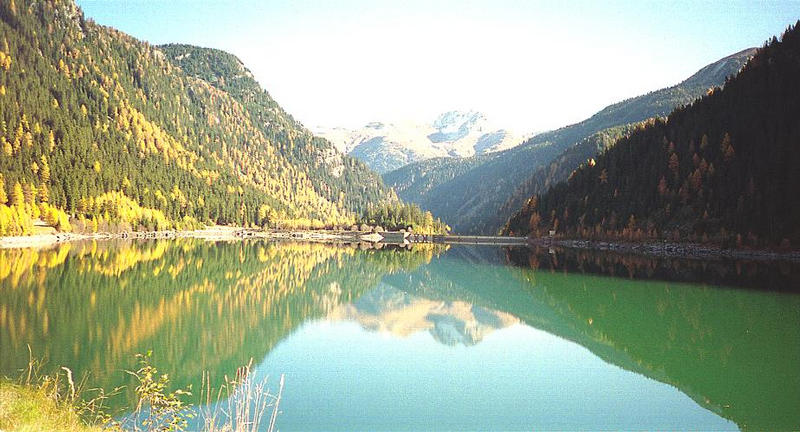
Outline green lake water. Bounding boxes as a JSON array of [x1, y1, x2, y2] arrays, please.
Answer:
[[1, 239, 799, 431]]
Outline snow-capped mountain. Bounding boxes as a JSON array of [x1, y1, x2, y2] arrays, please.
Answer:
[[316, 110, 529, 173]]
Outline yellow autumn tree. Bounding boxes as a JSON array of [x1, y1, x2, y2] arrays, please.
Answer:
[[38, 183, 49, 203], [0, 174, 6, 205], [11, 181, 24, 207], [47, 130, 55, 152], [40, 155, 50, 184]]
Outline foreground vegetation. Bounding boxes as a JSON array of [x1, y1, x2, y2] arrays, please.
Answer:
[[0, 352, 281, 432], [0, 381, 99, 431]]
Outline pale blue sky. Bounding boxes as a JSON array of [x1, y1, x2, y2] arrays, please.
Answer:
[[76, 0, 800, 131]]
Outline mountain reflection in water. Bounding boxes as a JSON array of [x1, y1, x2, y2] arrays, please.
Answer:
[[328, 283, 519, 346], [1, 239, 798, 431]]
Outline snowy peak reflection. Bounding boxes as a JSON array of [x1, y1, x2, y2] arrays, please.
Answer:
[[328, 283, 519, 346]]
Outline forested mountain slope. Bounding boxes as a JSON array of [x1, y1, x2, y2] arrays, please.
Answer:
[[495, 123, 642, 232], [159, 44, 390, 213], [504, 24, 800, 248], [382, 155, 489, 202], [0, 0, 392, 235], [384, 48, 755, 234]]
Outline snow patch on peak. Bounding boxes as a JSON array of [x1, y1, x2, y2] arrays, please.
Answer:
[[432, 110, 485, 130], [316, 111, 531, 173], [429, 110, 487, 143]]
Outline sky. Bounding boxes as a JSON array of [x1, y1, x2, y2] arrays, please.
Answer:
[[76, 0, 800, 132]]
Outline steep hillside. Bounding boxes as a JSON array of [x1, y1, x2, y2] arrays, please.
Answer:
[[318, 110, 527, 173], [384, 48, 755, 234], [504, 24, 800, 248], [496, 123, 642, 231], [0, 0, 391, 235], [381, 155, 489, 200], [159, 44, 391, 213]]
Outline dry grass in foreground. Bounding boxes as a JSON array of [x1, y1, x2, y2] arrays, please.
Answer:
[[0, 350, 283, 432]]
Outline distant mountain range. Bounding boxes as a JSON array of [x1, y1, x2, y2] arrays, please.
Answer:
[[383, 48, 756, 234], [317, 110, 528, 173]]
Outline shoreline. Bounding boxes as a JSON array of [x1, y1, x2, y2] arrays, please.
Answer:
[[0, 227, 436, 249], [532, 237, 800, 262], [3, 229, 798, 262], [0, 226, 244, 249]]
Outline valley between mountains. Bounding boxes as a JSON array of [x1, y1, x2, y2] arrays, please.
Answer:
[[1, 0, 798, 251]]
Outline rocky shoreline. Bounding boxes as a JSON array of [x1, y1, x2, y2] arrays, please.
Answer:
[[532, 237, 800, 262]]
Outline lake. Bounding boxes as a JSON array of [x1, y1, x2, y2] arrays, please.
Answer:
[[1, 239, 799, 431]]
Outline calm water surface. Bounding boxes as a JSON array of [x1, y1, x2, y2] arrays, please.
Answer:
[[1, 239, 799, 431]]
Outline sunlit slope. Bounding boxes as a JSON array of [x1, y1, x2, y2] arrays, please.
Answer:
[[159, 44, 394, 214], [0, 0, 392, 232]]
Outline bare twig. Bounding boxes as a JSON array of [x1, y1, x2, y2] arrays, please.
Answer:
[[267, 375, 284, 432]]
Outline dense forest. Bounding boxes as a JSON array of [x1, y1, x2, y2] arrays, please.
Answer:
[[384, 48, 755, 234], [382, 155, 488, 206], [504, 23, 800, 249], [0, 0, 394, 235], [496, 123, 642, 232], [358, 202, 450, 234]]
